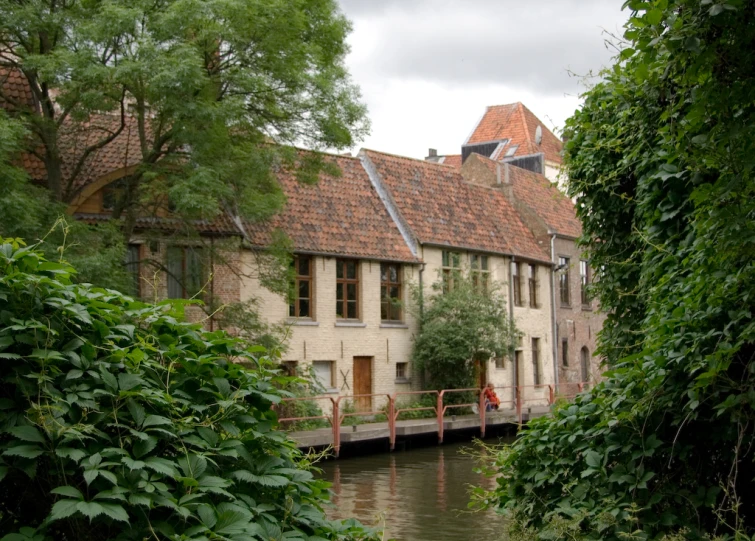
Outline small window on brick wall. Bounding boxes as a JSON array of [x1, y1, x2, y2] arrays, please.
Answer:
[[167, 246, 205, 299], [395, 362, 408, 380], [495, 356, 505, 369], [289, 255, 313, 318], [562, 338, 569, 367], [312, 361, 335, 390]]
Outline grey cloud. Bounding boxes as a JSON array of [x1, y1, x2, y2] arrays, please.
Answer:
[[339, 0, 626, 96]]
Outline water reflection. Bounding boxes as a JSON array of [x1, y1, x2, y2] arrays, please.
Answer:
[[318, 442, 505, 541]]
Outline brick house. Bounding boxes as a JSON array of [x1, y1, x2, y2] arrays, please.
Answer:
[[5, 63, 600, 397], [450, 104, 605, 386]]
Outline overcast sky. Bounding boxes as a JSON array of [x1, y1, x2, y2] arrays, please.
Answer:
[[336, 0, 628, 159]]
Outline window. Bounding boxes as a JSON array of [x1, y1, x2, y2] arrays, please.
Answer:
[[312, 361, 335, 390], [562, 338, 569, 367], [380, 263, 402, 321], [580, 347, 590, 383], [528, 264, 539, 308], [289, 255, 313, 318], [511, 262, 522, 306], [559, 257, 570, 306], [580, 260, 590, 306], [336, 259, 359, 319], [471, 254, 490, 293], [441, 251, 461, 292], [495, 356, 505, 369], [531, 338, 541, 386], [395, 362, 408, 380], [124, 244, 140, 297], [167, 246, 204, 299]]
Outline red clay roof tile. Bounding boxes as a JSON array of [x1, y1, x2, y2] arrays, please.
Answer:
[[361, 149, 550, 263], [467, 153, 581, 239], [467, 102, 563, 165], [243, 152, 419, 262]]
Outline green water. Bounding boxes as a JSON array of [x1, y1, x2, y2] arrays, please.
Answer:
[[318, 442, 507, 541]]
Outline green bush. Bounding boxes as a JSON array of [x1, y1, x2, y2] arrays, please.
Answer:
[[0, 238, 377, 540], [480, 1, 755, 539]]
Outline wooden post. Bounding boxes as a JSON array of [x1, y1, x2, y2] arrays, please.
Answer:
[[479, 389, 486, 439], [388, 394, 396, 451], [332, 398, 341, 458], [437, 391, 445, 444]]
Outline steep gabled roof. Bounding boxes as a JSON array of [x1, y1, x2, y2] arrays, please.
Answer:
[[243, 152, 419, 262], [464, 153, 581, 239], [466, 102, 563, 165], [360, 149, 550, 263]]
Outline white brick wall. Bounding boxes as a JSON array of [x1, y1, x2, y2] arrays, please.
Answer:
[[241, 251, 419, 409], [241, 246, 556, 407]]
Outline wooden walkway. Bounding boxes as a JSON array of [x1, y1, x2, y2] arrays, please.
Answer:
[[289, 405, 552, 450]]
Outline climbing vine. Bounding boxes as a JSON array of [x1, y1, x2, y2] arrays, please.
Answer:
[[480, 1, 755, 539]]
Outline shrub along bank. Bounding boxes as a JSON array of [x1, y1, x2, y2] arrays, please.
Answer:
[[478, 1, 755, 539], [0, 238, 377, 541]]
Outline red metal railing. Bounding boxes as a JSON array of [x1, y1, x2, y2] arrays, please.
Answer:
[[276, 383, 590, 456]]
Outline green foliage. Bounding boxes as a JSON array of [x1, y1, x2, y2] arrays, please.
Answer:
[[412, 272, 517, 391], [484, 1, 755, 539], [0, 238, 378, 540]]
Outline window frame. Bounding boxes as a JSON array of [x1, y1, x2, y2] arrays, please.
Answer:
[[561, 338, 569, 367], [512, 261, 523, 306], [441, 250, 461, 293], [471, 254, 490, 293], [559, 256, 571, 306], [580, 259, 590, 307], [528, 263, 539, 308], [166, 246, 205, 300], [380, 262, 403, 322], [335, 259, 360, 320], [312, 360, 336, 391], [395, 362, 409, 381], [532, 337, 541, 386], [289, 255, 314, 319]]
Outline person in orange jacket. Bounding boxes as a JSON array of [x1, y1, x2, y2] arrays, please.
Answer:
[[483, 382, 500, 411]]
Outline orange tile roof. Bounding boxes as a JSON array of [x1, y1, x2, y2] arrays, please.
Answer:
[[508, 164, 581, 238], [440, 154, 462, 169], [467, 153, 581, 239], [466, 102, 563, 164], [2, 67, 144, 193], [361, 149, 550, 263], [243, 152, 419, 262]]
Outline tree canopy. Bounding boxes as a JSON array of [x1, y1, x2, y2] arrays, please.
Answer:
[[1, 0, 368, 296], [481, 1, 755, 539], [0, 237, 377, 541], [412, 272, 517, 391]]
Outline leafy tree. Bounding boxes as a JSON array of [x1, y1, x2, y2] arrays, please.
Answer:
[[412, 272, 517, 391], [1, 0, 367, 302], [481, 1, 755, 539], [0, 238, 378, 541]]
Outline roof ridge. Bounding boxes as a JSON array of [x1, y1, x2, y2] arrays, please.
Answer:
[[361, 147, 454, 167]]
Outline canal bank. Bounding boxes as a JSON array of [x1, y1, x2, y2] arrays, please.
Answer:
[[318, 440, 511, 541]]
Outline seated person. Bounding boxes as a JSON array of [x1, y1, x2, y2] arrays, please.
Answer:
[[483, 382, 500, 411]]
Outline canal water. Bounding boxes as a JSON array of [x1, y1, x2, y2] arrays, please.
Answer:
[[318, 441, 508, 541]]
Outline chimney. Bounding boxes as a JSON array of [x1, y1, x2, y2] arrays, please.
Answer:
[[425, 148, 440, 162]]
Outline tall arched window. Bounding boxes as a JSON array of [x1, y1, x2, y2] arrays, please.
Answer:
[[580, 347, 590, 383]]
